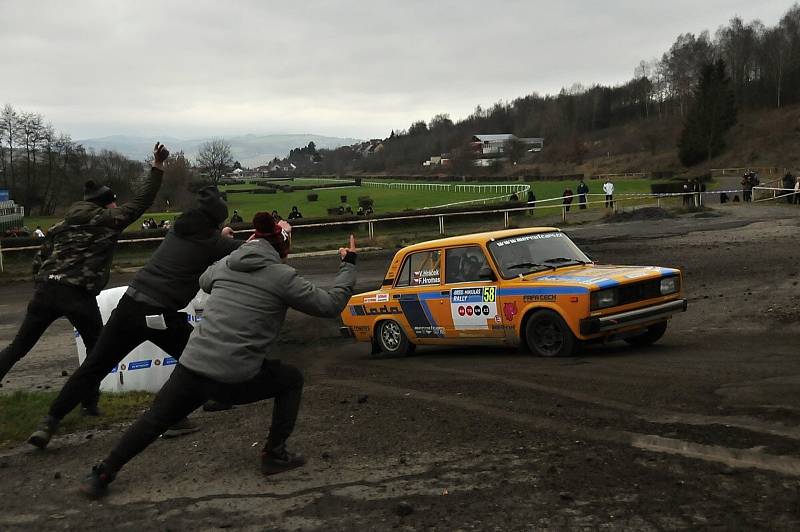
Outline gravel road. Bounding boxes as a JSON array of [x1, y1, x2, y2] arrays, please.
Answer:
[[1, 203, 799, 531]]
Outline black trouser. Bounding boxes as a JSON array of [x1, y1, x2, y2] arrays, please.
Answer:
[[48, 294, 194, 420], [0, 282, 102, 408], [104, 362, 303, 473], [605, 195, 613, 208], [579, 194, 587, 209]]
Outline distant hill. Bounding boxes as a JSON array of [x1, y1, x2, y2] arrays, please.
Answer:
[[77, 133, 362, 167]]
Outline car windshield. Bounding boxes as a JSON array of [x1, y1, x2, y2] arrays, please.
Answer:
[[487, 231, 591, 278]]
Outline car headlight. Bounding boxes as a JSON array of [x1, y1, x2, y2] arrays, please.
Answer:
[[591, 288, 618, 310], [660, 276, 679, 295]]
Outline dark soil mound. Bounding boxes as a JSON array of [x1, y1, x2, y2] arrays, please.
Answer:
[[605, 207, 675, 223]]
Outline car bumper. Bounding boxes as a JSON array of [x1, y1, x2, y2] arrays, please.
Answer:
[[339, 326, 354, 338], [580, 299, 687, 335]]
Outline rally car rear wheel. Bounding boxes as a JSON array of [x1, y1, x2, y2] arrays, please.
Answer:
[[624, 321, 668, 347], [524, 310, 575, 357], [375, 320, 413, 356]]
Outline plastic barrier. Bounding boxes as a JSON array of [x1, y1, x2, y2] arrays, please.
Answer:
[[74, 286, 206, 393]]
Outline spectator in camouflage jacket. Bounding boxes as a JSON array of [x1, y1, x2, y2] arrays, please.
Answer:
[[0, 143, 169, 415]]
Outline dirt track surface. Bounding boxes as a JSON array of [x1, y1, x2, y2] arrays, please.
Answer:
[[1, 203, 800, 530]]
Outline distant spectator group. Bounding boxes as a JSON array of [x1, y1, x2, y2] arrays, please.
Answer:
[[141, 217, 170, 230], [740, 171, 759, 202], [683, 178, 705, 207], [782, 171, 800, 205]]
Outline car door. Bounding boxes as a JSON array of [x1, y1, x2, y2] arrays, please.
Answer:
[[390, 248, 447, 341], [442, 246, 503, 339]]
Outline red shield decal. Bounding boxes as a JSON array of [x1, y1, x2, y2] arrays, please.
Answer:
[[503, 302, 518, 322], [466, 306, 474, 316], [458, 306, 466, 316]]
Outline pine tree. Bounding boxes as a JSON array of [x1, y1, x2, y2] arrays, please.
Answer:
[[678, 59, 737, 166]]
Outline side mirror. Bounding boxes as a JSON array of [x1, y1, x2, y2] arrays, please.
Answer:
[[478, 266, 497, 281]]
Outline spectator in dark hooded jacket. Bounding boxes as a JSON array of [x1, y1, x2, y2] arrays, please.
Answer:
[[0, 143, 167, 414], [29, 185, 243, 449]]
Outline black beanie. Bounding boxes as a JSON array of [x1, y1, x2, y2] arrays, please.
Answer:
[[196, 186, 229, 224], [84, 180, 116, 206]]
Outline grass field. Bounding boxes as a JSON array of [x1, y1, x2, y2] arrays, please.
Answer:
[[220, 177, 670, 222], [0, 390, 153, 448], [18, 177, 673, 232]]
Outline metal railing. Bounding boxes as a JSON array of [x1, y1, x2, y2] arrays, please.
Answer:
[[0, 189, 792, 274], [710, 166, 786, 177]]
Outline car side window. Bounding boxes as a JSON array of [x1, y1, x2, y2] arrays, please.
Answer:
[[395, 250, 441, 287], [445, 246, 490, 284]]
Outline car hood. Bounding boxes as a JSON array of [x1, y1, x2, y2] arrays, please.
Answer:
[[524, 264, 679, 289]]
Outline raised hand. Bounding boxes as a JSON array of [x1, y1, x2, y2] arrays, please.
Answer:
[[339, 234, 356, 260], [152, 142, 170, 168]]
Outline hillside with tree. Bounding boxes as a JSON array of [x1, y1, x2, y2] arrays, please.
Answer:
[[299, 5, 800, 177]]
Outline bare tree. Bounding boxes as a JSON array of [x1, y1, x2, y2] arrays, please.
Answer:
[[0, 104, 19, 190], [196, 139, 233, 184], [19, 111, 44, 207]]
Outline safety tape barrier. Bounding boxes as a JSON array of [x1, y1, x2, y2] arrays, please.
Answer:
[[1, 188, 794, 272]]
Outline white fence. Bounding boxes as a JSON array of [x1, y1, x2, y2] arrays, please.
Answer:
[[361, 181, 529, 194], [362, 181, 454, 191]]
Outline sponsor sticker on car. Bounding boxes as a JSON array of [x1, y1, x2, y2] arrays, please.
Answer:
[[450, 287, 497, 330]]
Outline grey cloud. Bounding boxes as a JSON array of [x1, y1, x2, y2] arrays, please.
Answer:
[[0, 0, 790, 139]]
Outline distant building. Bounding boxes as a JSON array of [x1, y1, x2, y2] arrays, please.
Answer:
[[358, 139, 384, 157], [471, 134, 544, 157], [471, 134, 516, 156], [423, 155, 443, 167], [0, 192, 25, 234]]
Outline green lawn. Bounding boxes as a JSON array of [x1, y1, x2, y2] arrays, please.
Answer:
[[20, 177, 675, 231], [0, 390, 153, 448], [219, 178, 671, 222]]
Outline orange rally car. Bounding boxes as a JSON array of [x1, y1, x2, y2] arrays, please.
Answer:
[[339, 228, 687, 357]]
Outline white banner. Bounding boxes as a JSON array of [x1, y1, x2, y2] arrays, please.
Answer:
[[74, 286, 204, 393]]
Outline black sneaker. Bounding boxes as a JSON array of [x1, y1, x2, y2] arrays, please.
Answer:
[[81, 403, 103, 417], [28, 415, 59, 449], [79, 462, 116, 499], [202, 400, 234, 412], [261, 443, 306, 475]]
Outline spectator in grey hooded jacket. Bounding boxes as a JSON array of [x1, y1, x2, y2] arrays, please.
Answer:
[[79, 214, 357, 498]]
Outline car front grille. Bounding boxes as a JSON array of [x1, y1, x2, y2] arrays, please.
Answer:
[[616, 278, 665, 306]]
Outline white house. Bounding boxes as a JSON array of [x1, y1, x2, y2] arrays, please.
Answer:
[[471, 134, 545, 156], [472, 134, 516, 156]]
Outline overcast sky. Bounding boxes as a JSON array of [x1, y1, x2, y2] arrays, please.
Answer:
[[0, 0, 793, 140]]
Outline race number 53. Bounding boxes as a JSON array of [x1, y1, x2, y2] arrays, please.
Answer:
[[482, 287, 496, 302]]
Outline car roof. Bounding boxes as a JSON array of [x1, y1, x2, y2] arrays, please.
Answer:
[[399, 227, 561, 254]]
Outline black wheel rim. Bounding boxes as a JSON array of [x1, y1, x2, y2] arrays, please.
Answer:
[[532, 318, 563, 356]]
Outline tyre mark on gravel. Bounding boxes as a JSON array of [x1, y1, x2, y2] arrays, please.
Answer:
[[325, 378, 800, 477], [369, 361, 800, 441]]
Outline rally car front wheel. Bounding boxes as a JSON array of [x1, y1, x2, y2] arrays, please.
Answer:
[[375, 320, 414, 357], [524, 310, 576, 357]]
